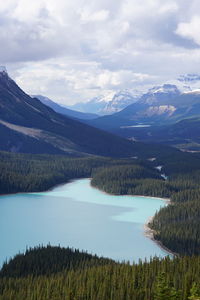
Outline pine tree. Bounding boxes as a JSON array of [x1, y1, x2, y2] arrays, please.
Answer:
[[188, 283, 200, 300], [154, 273, 172, 300]]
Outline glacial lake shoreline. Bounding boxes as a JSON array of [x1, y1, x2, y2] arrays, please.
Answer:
[[0, 178, 172, 265], [90, 181, 175, 257]]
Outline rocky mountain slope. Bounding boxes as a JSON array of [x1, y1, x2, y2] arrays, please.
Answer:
[[33, 95, 98, 120]]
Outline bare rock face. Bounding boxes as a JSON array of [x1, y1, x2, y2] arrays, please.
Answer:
[[145, 105, 176, 117]]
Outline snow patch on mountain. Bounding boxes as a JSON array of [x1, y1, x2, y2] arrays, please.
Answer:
[[148, 84, 180, 95]]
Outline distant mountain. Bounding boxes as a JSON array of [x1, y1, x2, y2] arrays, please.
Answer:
[[87, 84, 200, 131], [0, 67, 170, 158], [69, 96, 107, 115], [69, 90, 139, 115], [102, 90, 139, 114], [33, 95, 99, 120]]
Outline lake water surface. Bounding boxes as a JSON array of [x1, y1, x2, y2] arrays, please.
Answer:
[[0, 178, 170, 265]]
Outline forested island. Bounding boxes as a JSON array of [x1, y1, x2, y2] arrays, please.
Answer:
[[1, 150, 200, 299]]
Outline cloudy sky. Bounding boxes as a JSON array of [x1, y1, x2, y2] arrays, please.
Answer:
[[1, 0, 200, 105]]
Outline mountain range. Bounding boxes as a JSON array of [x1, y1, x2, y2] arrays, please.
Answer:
[[0, 68, 171, 158], [69, 90, 139, 115], [2, 66, 199, 155], [70, 83, 200, 151], [86, 84, 200, 131]]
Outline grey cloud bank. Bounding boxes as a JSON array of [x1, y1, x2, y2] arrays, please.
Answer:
[[1, 0, 200, 104]]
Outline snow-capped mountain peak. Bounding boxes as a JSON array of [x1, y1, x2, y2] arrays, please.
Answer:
[[102, 90, 139, 114], [148, 84, 180, 95], [70, 90, 139, 115], [140, 84, 181, 105], [112, 90, 138, 101]]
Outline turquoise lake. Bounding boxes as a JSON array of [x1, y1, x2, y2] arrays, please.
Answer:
[[0, 178, 170, 265]]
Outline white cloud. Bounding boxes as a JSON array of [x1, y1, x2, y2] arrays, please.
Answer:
[[80, 9, 109, 23], [14, 59, 154, 105], [158, 2, 178, 14], [176, 16, 200, 45], [11, 0, 44, 22], [1, 0, 200, 104]]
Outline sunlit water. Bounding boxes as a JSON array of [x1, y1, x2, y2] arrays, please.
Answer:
[[0, 178, 170, 265]]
